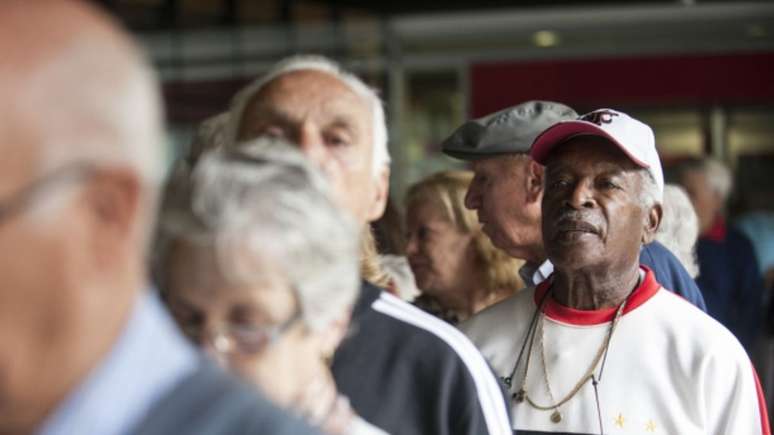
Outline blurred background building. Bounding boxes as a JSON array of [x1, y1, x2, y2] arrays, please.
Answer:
[[95, 0, 774, 213]]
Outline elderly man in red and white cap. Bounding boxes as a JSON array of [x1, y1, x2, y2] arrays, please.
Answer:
[[462, 109, 770, 434]]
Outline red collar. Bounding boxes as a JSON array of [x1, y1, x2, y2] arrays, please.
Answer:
[[702, 216, 727, 242], [533, 266, 661, 326]]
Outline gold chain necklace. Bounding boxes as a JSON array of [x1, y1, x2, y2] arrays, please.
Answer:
[[513, 288, 631, 424]]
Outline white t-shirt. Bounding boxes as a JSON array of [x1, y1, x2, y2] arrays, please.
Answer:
[[461, 267, 770, 435]]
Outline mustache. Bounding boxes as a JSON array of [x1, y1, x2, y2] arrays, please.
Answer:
[[552, 211, 602, 234]]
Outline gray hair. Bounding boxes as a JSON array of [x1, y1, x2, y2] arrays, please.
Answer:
[[702, 158, 733, 201], [156, 138, 360, 332], [656, 184, 700, 277], [673, 157, 733, 202], [187, 112, 230, 165], [226, 55, 390, 176], [639, 168, 662, 211]]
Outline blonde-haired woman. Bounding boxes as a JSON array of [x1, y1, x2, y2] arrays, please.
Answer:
[[405, 170, 524, 324]]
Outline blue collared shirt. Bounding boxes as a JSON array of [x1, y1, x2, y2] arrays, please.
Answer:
[[37, 291, 198, 435]]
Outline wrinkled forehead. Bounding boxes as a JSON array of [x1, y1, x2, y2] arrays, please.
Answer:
[[544, 136, 642, 174], [238, 70, 372, 135]]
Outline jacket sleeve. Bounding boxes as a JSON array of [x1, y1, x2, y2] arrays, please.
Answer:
[[702, 335, 770, 435], [444, 355, 513, 435], [640, 241, 707, 312], [730, 231, 765, 351]]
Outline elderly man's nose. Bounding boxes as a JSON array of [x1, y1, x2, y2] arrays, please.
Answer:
[[567, 182, 595, 209], [293, 122, 323, 153], [297, 128, 322, 149], [296, 126, 326, 162]]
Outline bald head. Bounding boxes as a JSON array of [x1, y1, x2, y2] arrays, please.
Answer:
[[0, 0, 163, 184], [0, 2, 165, 432]]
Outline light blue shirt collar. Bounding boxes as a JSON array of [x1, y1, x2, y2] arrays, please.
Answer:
[[37, 291, 198, 435], [519, 260, 554, 287]]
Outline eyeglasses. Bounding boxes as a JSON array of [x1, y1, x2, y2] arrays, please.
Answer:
[[0, 162, 96, 224], [178, 310, 303, 355]]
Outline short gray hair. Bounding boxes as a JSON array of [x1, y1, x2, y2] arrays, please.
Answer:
[[155, 139, 360, 332], [186, 112, 230, 165], [639, 168, 661, 210], [673, 157, 733, 202], [227, 55, 390, 176], [702, 158, 733, 201], [656, 184, 700, 277]]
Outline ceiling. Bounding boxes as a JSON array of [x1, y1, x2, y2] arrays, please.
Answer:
[[94, 0, 696, 31]]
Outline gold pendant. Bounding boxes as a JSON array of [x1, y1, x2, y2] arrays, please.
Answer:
[[513, 389, 526, 403], [551, 410, 562, 423]]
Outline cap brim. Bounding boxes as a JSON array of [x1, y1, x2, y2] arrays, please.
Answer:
[[530, 121, 649, 168]]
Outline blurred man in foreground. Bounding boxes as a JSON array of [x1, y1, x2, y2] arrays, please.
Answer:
[[0, 1, 316, 434], [225, 55, 512, 435], [462, 109, 769, 434]]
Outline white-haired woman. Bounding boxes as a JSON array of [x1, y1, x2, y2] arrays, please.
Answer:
[[154, 140, 386, 435], [656, 184, 700, 278]]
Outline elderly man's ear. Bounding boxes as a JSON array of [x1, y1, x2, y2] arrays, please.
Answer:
[[83, 168, 142, 262], [320, 310, 353, 363], [641, 203, 663, 244], [525, 160, 544, 203], [365, 166, 390, 222]]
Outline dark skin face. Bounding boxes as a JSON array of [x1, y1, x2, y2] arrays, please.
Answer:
[[541, 136, 661, 309]]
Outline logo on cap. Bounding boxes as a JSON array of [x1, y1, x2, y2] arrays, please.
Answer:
[[581, 110, 619, 126]]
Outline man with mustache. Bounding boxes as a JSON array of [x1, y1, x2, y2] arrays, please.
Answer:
[[460, 109, 769, 434], [442, 100, 706, 310]]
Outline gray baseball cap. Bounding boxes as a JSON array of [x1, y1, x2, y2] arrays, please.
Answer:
[[441, 100, 577, 160]]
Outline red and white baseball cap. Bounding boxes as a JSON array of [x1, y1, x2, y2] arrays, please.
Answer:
[[530, 108, 664, 202]]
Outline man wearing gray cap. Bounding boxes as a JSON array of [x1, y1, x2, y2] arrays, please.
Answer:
[[442, 101, 707, 310], [460, 108, 769, 434]]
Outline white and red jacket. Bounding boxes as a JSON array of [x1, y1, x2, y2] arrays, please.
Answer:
[[461, 267, 770, 435]]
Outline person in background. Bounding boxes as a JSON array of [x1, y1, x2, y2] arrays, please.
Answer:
[[372, 198, 407, 256], [405, 170, 524, 324], [737, 211, 774, 293], [655, 184, 700, 278], [736, 210, 774, 429], [442, 100, 708, 311], [0, 1, 316, 434], [371, 198, 421, 300], [675, 157, 765, 352], [737, 210, 774, 425], [156, 141, 386, 435], [224, 55, 512, 435]]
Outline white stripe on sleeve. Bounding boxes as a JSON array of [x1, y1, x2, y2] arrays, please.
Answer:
[[372, 293, 512, 435]]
